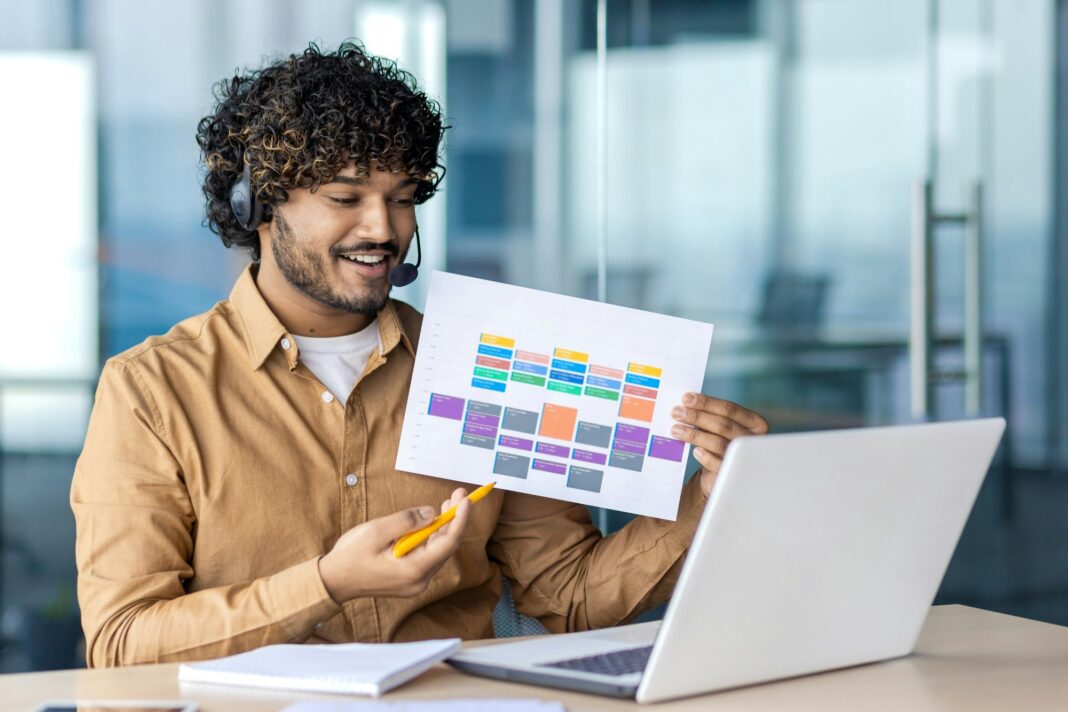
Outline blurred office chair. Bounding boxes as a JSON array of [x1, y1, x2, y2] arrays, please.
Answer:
[[757, 270, 830, 338], [746, 270, 873, 430]]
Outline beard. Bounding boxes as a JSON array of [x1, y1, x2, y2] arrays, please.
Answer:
[[270, 210, 392, 316]]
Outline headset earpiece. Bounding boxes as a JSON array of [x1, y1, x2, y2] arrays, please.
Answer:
[[229, 160, 263, 232]]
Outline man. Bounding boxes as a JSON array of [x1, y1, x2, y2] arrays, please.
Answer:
[[71, 42, 768, 668]]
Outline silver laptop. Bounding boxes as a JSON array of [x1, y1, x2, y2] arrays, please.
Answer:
[[449, 418, 1006, 704]]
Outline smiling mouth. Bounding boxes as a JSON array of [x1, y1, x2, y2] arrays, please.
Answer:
[[336, 252, 392, 279], [339, 254, 386, 265]]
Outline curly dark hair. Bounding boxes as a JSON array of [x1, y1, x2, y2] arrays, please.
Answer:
[[196, 40, 447, 260]]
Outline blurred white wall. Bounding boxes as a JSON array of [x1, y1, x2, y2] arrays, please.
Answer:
[[0, 53, 97, 450]]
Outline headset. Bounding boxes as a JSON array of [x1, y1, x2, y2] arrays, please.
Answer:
[[229, 160, 422, 287], [388, 226, 422, 287], [229, 161, 263, 233]]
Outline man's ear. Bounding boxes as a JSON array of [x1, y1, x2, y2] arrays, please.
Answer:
[[255, 212, 273, 261]]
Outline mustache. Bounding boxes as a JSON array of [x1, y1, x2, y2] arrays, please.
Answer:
[[329, 241, 400, 258]]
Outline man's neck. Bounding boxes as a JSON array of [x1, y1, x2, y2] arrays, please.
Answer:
[[253, 261, 376, 337]]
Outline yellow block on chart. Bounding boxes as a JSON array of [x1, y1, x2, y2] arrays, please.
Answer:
[[480, 333, 516, 348], [553, 348, 589, 363], [627, 362, 663, 378]]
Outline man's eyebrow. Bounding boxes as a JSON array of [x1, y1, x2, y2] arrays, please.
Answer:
[[327, 175, 370, 186], [326, 175, 420, 188]]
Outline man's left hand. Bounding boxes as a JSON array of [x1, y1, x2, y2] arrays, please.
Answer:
[[671, 393, 769, 497]]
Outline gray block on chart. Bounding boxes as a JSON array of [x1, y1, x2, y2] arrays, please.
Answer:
[[575, 421, 612, 448], [467, 400, 503, 416], [461, 433, 496, 450], [567, 466, 604, 493], [493, 452, 530, 479], [501, 407, 539, 434], [609, 450, 644, 472]]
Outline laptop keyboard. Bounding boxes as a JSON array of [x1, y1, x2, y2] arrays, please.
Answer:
[[538, 645, 654, 677]]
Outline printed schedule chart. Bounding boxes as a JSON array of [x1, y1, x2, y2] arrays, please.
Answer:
[[397, 272, 714, 519]]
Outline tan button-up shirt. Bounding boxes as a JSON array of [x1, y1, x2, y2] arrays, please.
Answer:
[[71, 265, 707, 667]]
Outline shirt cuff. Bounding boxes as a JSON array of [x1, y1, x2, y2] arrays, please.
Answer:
[[267, 556, 344, 640], [667, 473, 708, 549]]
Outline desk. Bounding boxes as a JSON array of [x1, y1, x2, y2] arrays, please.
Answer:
[[3, 606, 1067, 711]]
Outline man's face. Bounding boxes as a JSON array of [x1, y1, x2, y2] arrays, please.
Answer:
[[262, 163, 419, 315]]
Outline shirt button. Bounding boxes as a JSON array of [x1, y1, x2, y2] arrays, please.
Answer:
[[322, 391, 334, 403], [345, 473, 358, 487], [280, 337, 292, 350]]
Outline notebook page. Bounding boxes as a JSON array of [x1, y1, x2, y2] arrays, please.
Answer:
[[178, 639, 460, 696], [283, 701, 567, 711]]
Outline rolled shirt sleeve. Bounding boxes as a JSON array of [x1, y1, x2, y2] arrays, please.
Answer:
[[487, 473, 708, 633], [71, 361, 340, 667]]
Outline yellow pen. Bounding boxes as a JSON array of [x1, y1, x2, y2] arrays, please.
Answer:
[[393, 481, 497, 558]]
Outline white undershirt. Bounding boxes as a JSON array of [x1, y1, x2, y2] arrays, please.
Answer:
[[293, 319, 381, 404]]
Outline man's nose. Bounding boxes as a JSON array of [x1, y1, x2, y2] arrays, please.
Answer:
[[355, 197, 391, 242]]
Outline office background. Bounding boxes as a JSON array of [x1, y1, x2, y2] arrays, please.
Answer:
[[1, 0, 1066, 671]]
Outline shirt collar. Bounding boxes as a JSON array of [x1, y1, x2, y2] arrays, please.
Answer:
[[378, 299, 415, 357], [229, 264, 415, 370]]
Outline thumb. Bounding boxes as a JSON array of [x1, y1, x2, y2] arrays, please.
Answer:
[[373, 505, 437, 543]]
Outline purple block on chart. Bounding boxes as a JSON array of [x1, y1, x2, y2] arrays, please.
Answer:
[[612, 438, 646, 455], [572, 448, 608, 466], [466, 412, 501, 427], [614, 423, 651, 446], [532, 459, 568, 475], [463, 422, 498, 438], [428, 394, 465, 420], [648, 435, 686, 462], [499, 435, 534, 451], [536, 442, 571, 458]]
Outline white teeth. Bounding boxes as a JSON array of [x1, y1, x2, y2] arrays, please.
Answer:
[[341, 254, 384, 264]]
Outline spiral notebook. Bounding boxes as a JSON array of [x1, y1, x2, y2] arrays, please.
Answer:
[[177, 639, 461, 697]]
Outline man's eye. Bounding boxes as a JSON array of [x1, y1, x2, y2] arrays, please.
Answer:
[[390, 198, 415, 207], [329, 196, 357, 205]]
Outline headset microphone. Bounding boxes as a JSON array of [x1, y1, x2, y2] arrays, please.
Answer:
[[388, 226, 422, 287]]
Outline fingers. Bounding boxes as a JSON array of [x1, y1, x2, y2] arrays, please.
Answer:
[[431, 488, 467, 541], [679, 393, 769, 434], [670, 394, 767, 482], [440, 488, 465, 513], [369, 505, 437, 545], [691, 443, 723, 471], [434, 496, 470, 551], [411, 497, 470, 566], [671, 425, 730, 457], [672, 408, 747, 440]]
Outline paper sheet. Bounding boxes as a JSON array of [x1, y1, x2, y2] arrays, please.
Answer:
[[396, 272, 714, 519]]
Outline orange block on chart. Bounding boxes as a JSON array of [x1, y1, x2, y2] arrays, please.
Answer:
[[539, 403, 579, 441], [619, 395, 655, 422]]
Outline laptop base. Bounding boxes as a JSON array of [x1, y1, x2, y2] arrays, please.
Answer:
[[445, 658, 638, 698]]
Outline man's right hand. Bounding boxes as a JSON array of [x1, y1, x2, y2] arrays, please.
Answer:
[[318, 487, 471, 603]]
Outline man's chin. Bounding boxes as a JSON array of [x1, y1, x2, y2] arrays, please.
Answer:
[[328, 287, 391, 316], [289, 276, 387, 316]]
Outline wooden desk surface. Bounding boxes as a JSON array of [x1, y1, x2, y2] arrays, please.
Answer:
[[3, 605, 1067, 711]]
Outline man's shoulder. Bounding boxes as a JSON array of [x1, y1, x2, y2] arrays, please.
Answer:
[[106, 300, 240, 373]]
